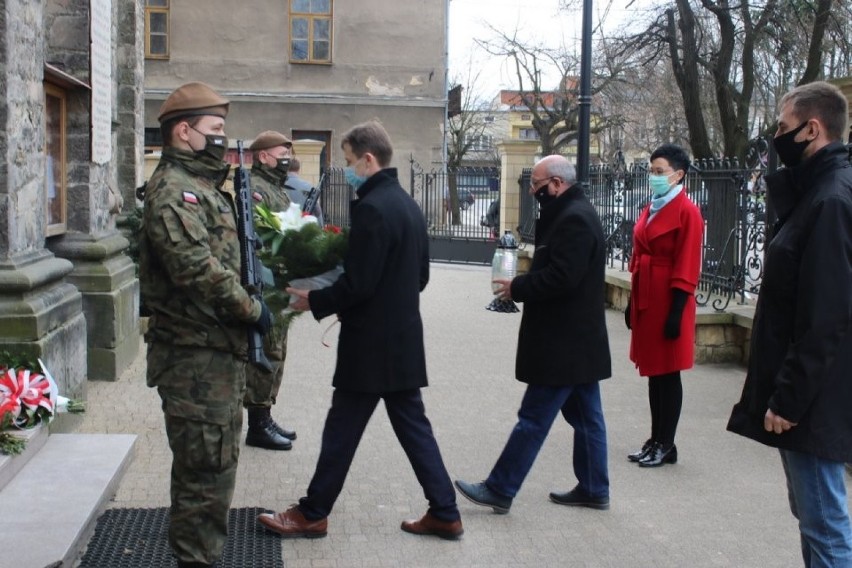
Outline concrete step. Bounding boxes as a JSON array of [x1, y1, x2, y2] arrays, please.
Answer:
[[0, 424, 49, 492], [0, 433, 136, 568]]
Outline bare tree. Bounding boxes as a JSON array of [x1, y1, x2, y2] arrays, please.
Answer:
[[476, 25, 622, 156], [445, 64, 492, 225], [607, 0, 847, 160]]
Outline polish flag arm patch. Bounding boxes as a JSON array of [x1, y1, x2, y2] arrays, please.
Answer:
[[182, 191, 199, 204]]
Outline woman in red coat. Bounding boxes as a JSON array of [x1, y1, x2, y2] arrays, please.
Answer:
[[625, 144, 703, 467]]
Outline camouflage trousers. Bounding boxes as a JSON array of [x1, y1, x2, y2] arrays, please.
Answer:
[[147, 342, 246, 565], [244, 325, 288, 408]]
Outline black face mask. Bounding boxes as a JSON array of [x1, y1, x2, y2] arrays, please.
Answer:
[[534, 183, 556, 207], [189, 125, 228, 162], [274, 157, 291, 177], [773, 121, 811, 168]]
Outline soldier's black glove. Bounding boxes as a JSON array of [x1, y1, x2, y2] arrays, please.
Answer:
[[624, 298, 631, 330], [255, 299, 273, 336], [664, 289, 689, 339]]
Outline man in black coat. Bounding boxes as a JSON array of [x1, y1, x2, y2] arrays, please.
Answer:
[[257, 121, 463, 540], [455, 154, 612, 513], [727, 81, 852, 565]]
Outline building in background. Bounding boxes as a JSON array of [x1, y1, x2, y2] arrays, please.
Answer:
[[142, 0, 448, 173]]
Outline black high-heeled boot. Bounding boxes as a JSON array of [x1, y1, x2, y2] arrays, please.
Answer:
[[638, 442, 677, 467], [628, 439, 653, 462]]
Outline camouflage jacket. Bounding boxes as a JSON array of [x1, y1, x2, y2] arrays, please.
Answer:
[[139, 147, 261, 355], [250, 164, 291, 211]]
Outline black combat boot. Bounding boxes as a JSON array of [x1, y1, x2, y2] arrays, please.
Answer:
[[271, 419, 297, 441], [246, 407, 292, 450]]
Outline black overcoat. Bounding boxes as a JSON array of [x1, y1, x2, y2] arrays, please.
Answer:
[[309, 168, 430, 394], [727, 142, 852, 463], [510, 186, 612, 386]]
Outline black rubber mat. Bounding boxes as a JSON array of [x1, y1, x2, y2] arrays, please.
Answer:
[[78, 507, 284, 568]]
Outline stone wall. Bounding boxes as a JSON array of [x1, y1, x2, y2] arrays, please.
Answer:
[[1, 1, 142, 388], [44, 0, 142, 381], [0, 0, 87, 399]]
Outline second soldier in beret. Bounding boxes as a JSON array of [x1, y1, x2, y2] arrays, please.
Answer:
[[243, 130, 298, 450]]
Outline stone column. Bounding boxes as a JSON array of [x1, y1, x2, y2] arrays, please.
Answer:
[[45, 0, 140, 381], [292, 139, 326, 185], [116, 0, 145, 208], [496, 139, 539, 238], [0, 0, 87, 398]]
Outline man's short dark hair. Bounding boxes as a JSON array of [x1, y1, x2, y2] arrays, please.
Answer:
[[650, 143, 691, 184], [341, 121, 393, 167], [160, 115, 202, 147], [780, 81, 848, 142]]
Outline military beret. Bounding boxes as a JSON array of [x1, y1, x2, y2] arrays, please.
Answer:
[[250, 130, 293, 151], [158, 82, 230, 123]]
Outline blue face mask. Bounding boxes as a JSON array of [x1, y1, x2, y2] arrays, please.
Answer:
[[648, 173, 674, 197], [344, 159, 368, 190]]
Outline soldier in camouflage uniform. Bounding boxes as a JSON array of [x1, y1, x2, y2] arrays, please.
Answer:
[[242, 131, 298, 451], [139, 82, 273, 568]]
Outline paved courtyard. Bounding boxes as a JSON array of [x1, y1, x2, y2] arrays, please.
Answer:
[[75, 262, 841, 567]]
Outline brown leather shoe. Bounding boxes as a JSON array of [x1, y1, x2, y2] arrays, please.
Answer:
[[400, 512, 463, 540], [257, 506, 328, 539]]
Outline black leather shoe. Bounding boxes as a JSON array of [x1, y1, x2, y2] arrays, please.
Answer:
[[628, 439, 654, 462], [246, 421, 293, 450], [638, 442, 677, 467], [454, 479, 512, 514], [549, 485, 610, 510], [270, 419, 297, 441]]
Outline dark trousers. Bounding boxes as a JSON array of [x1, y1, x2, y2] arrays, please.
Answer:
[[298, 388, 460, 522]]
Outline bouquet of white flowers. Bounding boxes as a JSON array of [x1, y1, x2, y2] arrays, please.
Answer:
[[254, 203, 348, 329]]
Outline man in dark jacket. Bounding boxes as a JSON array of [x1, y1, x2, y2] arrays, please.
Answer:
[[455, 154, 612, 513], [257, 121, 463, 540], [727, 81, 852, 566]]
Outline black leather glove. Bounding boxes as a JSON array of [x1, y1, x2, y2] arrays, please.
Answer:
[[254, 299, 273, 336], [624, 298, 631, 330], [664, 289, 689, 339]]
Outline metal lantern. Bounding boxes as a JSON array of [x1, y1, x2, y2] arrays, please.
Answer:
[[486, 231, 520, 313]]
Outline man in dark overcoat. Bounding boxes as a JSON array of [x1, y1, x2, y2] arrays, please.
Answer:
[[727, 81, 852, 566], [455, 154, 612, 513], [257, 121, 463, 540]]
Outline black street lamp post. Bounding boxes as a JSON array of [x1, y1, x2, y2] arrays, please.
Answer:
[[577, 0, 593, 188]]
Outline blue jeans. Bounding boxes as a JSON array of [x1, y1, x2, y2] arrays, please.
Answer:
[[486, 382, 609, 499], [779, 449, 852, 568]]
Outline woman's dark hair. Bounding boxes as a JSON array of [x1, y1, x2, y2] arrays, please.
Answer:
[[650, 143, 691, 183]]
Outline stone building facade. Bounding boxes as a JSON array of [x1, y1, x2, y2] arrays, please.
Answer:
[[143, 0, 448, 171], [0, 0, 145, 396]]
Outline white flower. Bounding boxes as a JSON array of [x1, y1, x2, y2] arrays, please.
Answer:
[[273, 203, 319, 232]]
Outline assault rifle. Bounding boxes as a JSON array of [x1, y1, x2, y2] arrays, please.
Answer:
[[234, 141, 273, 373], [302, 172, 326, 218]]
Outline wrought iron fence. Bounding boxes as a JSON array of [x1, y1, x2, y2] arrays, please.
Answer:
[[515, 139, 772, 311], [318, 167, 353, 228], [408, 163, 501, 240]]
